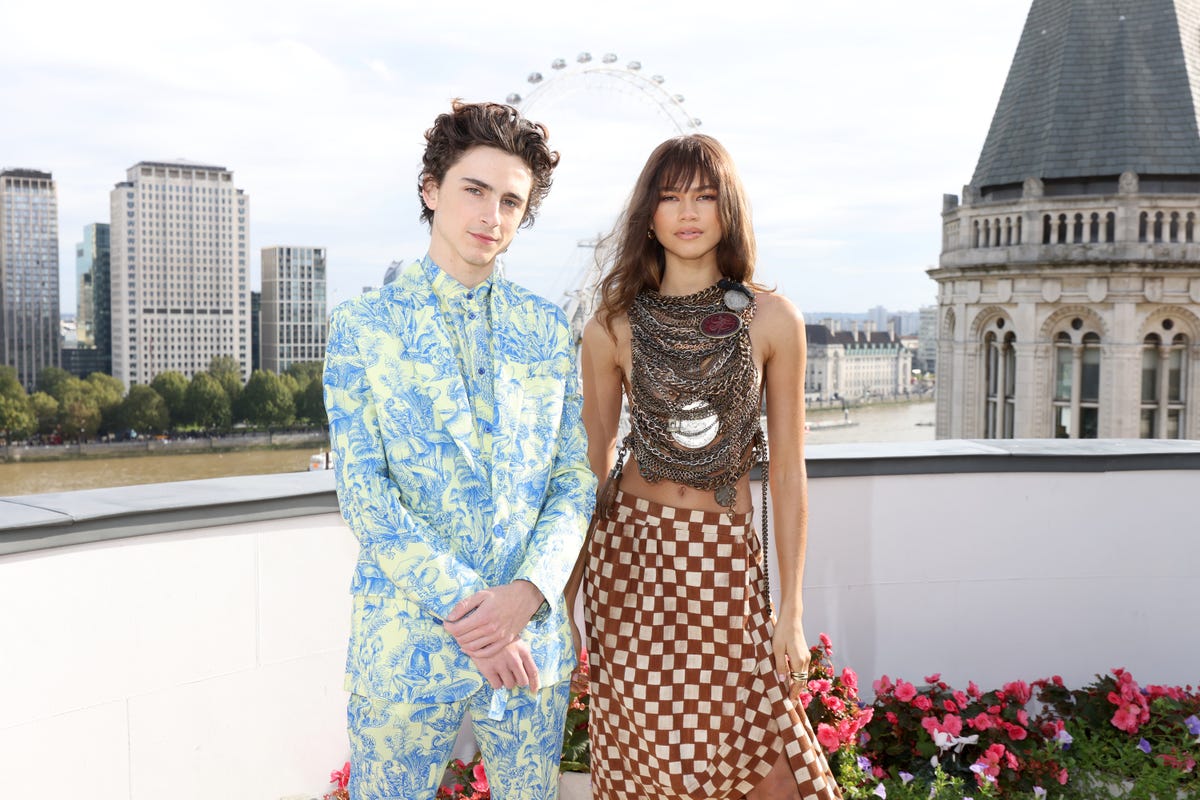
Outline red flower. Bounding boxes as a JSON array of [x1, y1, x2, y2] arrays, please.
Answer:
[[886, 711, 898, 724], [912, 695, 933, 712], [943, 699, 958, 714], [967, 681, 981, 698]]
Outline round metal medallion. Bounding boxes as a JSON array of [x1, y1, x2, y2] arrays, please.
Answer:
[[723, 289, 750, 311], [700, 311, 743, 338], [715, 485, 737, 507]]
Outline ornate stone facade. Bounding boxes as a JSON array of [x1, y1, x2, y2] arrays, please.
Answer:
[[930, 0, 1200, 439]]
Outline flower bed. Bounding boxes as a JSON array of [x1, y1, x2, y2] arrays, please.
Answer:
[[323, 637, 1200, 800]]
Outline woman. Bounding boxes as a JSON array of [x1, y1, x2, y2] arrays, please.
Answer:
[[564, 135, 840, 800]]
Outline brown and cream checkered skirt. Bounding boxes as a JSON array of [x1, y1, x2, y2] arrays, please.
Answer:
[[583, 490, 841, 800]]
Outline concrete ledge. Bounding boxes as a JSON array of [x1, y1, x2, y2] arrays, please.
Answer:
[[805, 437, 1200, 477], [0, 470, 338, 556]]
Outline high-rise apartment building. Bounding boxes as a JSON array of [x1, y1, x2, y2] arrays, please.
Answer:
[[0, 168, 60, 390], [109, 160, 250, 386], [260, 246, 327, 373]]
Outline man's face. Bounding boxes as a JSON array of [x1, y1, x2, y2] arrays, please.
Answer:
[[422, 145, 533, 280]]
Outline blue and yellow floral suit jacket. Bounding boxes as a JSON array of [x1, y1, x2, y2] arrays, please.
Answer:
[[323, 259, 596, 708]]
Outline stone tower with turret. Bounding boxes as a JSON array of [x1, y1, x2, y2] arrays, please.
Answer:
[[931, 0, 1200, 439]]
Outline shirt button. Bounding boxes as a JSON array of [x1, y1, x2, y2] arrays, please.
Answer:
[[477, 367, 486, 375], [466, 291, 474, 300], [468, 312, 477, 320]]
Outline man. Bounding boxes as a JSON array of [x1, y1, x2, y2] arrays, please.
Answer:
[[323, 100, 596, 799]]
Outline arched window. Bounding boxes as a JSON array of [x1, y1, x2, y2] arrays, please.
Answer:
[[1170, 212, 1181, 243], [973, 219, 981, 248], [983, 219, 991, 248], [1106, 212, 1116, 243], [1052, 323, 1102, 439], [1073, 213, 1084, 242], [1057, 214, 1068, 243], [1188, 213, 1196, 243], [1089, 212, 1100, 243], [1015, 217, 1022, 244], [1005, 217, 1013, 246], [983, 322, 1017, 438], [1154, 212, 1165, 243], [1139, 211, 1149, 243], [1141, 329, 1189, 438], [1042, 214, 1052, 245]]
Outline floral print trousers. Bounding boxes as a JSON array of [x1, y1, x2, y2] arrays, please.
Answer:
[[348, 681, 570, 799]]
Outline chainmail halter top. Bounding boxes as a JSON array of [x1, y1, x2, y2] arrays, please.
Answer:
[[626, 279, 764, 508]]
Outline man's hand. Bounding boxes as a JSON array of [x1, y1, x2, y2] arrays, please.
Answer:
[[473, 640, 541, 692], [444, 580, 545, 658]]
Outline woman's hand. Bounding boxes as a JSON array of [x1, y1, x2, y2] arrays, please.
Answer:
[[772, 601, 810, 701]]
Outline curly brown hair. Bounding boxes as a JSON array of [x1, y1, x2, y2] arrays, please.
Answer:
[[418, 99, 560, 229], [595, 134, 759, 331]]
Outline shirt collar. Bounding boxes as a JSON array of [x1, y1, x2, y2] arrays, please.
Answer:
[[422, 253, 493, 306]]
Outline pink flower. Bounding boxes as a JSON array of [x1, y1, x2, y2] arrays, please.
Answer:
[[953, 691, 969, 708], [1111, 702, 1147, 733], [943, 699, 958, 714], [329, 762, 350, 791], [1017, 709, 1029, 727], [1003, 680, 1032, 705], [913, 695, 933, 712], [894, 681, 917, 703], [1057, 768, 1069, 785], [873, 674, 894, 695], [809, 679, 833, 694], [817, 722, 841, 751], [885, 711, 898, 724], [822, 695, 846, 714], [470, 762, 489, 793], [924, 673, 942, 684], [967, 681, 981, 698], [798, 690, 814, 709], [841, 667, 859, 691], [819, 632, 833, 651], [1004, 722, 1028, 741], [969, 713, 994, 731]]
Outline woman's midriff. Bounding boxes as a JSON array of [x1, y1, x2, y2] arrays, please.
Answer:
[[618, 454, 757, 516]]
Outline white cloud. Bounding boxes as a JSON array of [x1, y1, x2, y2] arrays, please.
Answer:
[[0, 0, 1030, 316]]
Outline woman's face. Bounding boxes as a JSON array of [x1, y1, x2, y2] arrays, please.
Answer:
[[650, 175, 723, 265]]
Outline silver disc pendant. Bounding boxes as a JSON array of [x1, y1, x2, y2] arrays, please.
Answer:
[[715, 485, 737, 507], [723, 289, 750, 311]]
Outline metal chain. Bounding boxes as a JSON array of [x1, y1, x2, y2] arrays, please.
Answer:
[[628, 283, 762, 500]]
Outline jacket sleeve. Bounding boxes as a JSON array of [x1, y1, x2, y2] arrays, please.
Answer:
[[323, 303, 488, 620], [511, 327, 598, 609]]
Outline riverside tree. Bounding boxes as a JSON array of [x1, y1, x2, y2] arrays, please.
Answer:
[[118, 384, 169, 434], [0, 366, 36, 439]]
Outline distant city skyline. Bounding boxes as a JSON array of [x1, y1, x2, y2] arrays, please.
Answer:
[[0, 1, 1031, 319]]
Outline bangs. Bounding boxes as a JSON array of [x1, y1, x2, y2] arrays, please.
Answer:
[[653, 138, 721, 192]]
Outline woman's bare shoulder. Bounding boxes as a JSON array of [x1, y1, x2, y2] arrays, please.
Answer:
[[754, 290, 805, 335]]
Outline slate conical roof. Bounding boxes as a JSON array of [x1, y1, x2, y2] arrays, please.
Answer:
[[971, 0, 1200, 191]]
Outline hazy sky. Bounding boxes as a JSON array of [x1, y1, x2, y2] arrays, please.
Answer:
[[1, 0, 1030, 316]]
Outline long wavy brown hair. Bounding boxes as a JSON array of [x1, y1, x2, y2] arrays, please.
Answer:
[[595, 134, 759, 331]]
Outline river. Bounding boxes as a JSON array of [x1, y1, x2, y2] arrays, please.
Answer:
[[0, 401, 936, 498], [804, 399, 936, 445], [0, 447, 319, 497]]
